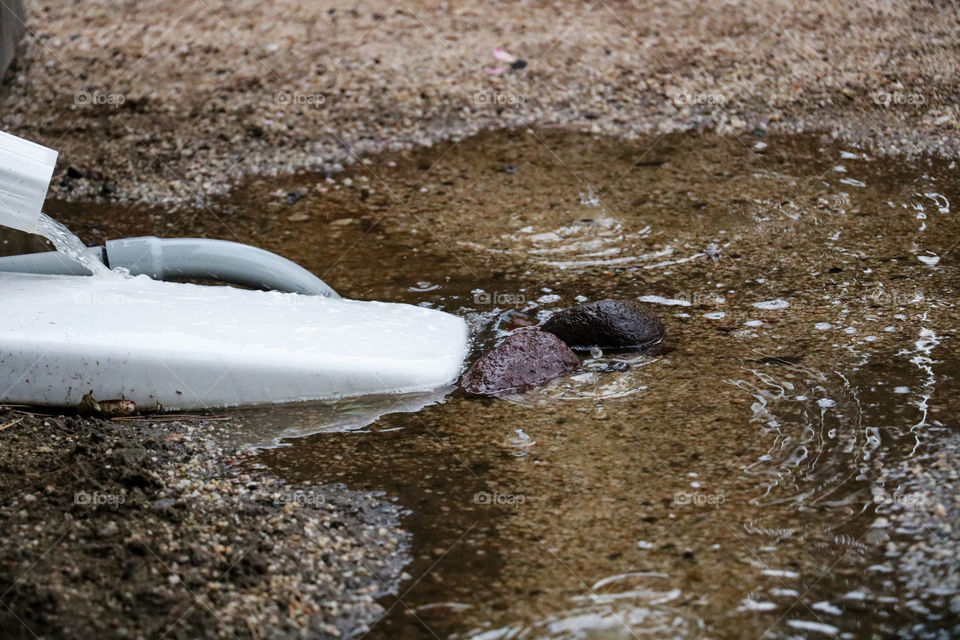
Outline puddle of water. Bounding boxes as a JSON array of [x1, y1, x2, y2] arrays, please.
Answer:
[[17, 129, 960, 638]]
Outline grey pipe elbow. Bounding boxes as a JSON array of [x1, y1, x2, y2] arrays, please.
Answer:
[[0, 236, 337, 297], [105, 237, 338, 297]]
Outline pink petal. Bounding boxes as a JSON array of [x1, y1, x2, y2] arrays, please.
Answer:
[[485, 67, 508, 75], [492, 47, 517, 63]]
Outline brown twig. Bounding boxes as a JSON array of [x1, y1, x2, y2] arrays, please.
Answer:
[[0, 417, 25, 432]]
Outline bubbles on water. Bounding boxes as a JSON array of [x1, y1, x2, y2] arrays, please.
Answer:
[[409, 281, 441, 292], [752, 299, 789, 310], [922, 192, 950, 213], [786, 619, 839, 635], [637, 294, 691, 307], [738, 598, 777, 612], [839, 177, 866, 188], [579, 187, 601, 207], [902, 327, 941, 439], [505, 428, 536, 457], [503, 351, 657, 406]]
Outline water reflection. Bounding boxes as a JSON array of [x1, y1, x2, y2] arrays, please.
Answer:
[[224, 387, 455, 448]]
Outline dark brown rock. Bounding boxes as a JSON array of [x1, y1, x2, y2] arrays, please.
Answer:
[[541, 299, 666, 351], [461, 329, 580, 397]]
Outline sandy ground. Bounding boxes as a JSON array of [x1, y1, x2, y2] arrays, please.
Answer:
[[0, 0, 958, 206]]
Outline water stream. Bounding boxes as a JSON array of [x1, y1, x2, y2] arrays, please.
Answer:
[[34, 212, 113, 276]]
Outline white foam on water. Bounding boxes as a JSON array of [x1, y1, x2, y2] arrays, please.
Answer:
[[922, 192, 950, 213], [738, 599, 776, 612], [409, 281, 440, 292], [579, 187, 601, 207], [811, 601, 843, 615], [638, 295, 690, 307], [901, 328, 940, 452], [762, 569, 799, 578], [704, 311, 726, 319], [787, 619, 839, 635], [753, 299, 790, 310]]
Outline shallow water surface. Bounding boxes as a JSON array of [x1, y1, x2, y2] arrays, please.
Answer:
[[37, 130, 960, 638]]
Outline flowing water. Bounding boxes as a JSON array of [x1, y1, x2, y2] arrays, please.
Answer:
[[34, 212, 113, 276], [14, 130, 960, 638]]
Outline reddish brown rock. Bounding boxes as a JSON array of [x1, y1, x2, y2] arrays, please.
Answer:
[[461, 329, 580, 397]]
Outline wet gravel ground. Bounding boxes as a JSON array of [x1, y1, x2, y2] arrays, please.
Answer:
[[1, 0, 958, 207], [0, 410, 410, 640]]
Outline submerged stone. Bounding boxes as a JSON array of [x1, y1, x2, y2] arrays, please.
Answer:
[[461, 329, 580, 397], [541, 299, 666, 351]]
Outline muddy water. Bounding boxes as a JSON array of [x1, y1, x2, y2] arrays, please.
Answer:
[[35, 130, 960, 638]]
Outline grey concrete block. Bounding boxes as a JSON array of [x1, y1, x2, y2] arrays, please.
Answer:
[[1, 0, 26, 83]]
